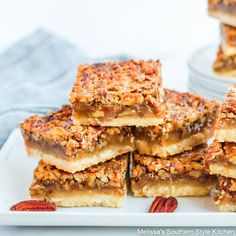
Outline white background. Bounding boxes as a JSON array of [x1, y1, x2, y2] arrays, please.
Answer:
[[0, 0, 220, 235]]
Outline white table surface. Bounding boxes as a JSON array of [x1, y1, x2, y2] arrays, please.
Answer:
[[0, 0, 225, 235]]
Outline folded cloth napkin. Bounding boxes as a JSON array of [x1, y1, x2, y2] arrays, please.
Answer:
[[0, 28, 89, 148]]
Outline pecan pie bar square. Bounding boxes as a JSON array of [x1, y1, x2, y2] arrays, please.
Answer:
[[213, 47, 236, 77], [214, 175, 236, 212], [205, 140, 236, 178], [131, 145, 216, 197], [214, 84, 236, 142], [69, 59, 165, 127], [20, 105, 134, 173], [208, 0, 236, 27], [30, 154, 128, 208], [221, 24, 236, 56], [135, 89, 219, 157]]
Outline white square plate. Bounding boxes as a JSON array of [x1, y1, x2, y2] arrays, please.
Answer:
[[0, 129, 235, 226]]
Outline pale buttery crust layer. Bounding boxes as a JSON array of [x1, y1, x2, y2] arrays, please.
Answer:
[[205, 141, 236, 178], [215, 128, 236, 142], [131, 179, 215, 197], [26, 144, 133, 173], [31, 190, 125, 207], [135, 127, 212, 157], [72, 112, 164, 127], [31, 188, 126, 208], [222, 42, 236, 56]]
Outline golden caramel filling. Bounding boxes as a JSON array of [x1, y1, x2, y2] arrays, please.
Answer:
[[205, 141, 236, 168], [30, 155, 128, 194], [20, 105, 133, 157], [132, 145, 210, 182]]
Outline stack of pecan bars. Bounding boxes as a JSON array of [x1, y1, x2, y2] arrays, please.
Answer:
[[205, 84, 236, 211], [208, 1, 236, 76], [20, 59, 219, 208], [131, 89, 219, 197]]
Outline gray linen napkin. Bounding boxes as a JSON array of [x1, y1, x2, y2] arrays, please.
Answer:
[[0, 28, 88, 147]]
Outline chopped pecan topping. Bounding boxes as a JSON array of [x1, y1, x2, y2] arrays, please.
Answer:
[[136, 89, 219, 140], [69, 60, 163, 108], [214, 47, 236, 74], [206, 140, 236, 167], [20, 105, 133, 155], [31, 155, 128, 192], [219, 176, 236, 193], [132, 144, 208, 180]]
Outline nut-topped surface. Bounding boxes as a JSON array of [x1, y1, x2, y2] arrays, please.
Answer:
[[220, 84, 236, 116], [33, 155, 128, 190], [69, 59, 163, 108], [206, 140, 236, 165], [137, 89, 219, 137], [20, 105, 133, 155], [132, 144, 208, 179]]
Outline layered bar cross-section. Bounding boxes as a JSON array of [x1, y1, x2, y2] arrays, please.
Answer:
[[131, 145, 216, 197], [214, 84, 236, 142], [69, 59, 165, 127], [30, 155, 128, 208], [205, 140, 236, 178], [20, 105, 134, 173], [208, 0, 236, 27], [135, 89, 219, 157], [215, 176, 236, 212]]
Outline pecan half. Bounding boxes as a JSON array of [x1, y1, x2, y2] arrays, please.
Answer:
[[10, 200, 57, 212], [148, 196, 178, 213]]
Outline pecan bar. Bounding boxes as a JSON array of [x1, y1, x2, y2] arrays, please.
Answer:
[[214, 84, 236, 142], [221, 24, 236, 56], [205, 140, 236, 178], [69, 59, 165, 127], [213, 46, 236, 76], [20, 105, 134, 173], [30, 155, 128, 208], [208, 0, 236, 27], [214, 175, 236, 212], [131, 145, 216, 197], [135, 89, 219, 157]]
